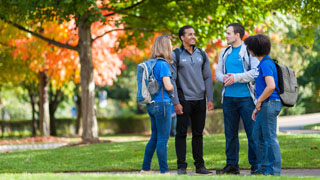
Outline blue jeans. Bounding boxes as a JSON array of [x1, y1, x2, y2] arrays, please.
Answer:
[[252, 100, 282, 175], [142, 102, 172, 173], [170, 115, 177, 136], [222, 97, 257, 169]]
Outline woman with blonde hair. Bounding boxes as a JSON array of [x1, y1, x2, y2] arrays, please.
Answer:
[[141, 35, 174, 174]]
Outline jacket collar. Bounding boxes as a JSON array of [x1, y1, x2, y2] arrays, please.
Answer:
[[180, 44, 197, 55]]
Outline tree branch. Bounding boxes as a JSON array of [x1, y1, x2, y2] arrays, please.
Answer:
[[0, 18, 79, 51], [0, 41, 10, 47], [92, 28, 133, 42], [103, 0, 146, 17], [92, 27, 164, 42]]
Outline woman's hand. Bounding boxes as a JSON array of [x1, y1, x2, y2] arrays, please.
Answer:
[[255, 101, 262, 111], [252, 100, 261, 121]]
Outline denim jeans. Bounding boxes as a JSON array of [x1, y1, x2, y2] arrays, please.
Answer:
[[222, 97, 257, 169], [142, 102, 172, 173], [252, 100, 282, 175], [170, 115, 177, 137]]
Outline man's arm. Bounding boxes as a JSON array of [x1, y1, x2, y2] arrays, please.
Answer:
[[233, 56, 259, 83], [202, 52, 214, 103]]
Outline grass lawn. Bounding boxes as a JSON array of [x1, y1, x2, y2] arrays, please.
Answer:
[[0, 134, 319, 173], [0, 173, 319, 180], [304, 123, 320, 130]]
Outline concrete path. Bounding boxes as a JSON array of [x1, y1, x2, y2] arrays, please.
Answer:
[[0, 143, 68, 152], [278, 112, 320, 134], [75, 169, 320, 177]]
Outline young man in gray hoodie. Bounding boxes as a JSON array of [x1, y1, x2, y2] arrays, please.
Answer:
[[215, 23, 259, 175], [171, 25, 214, 175]]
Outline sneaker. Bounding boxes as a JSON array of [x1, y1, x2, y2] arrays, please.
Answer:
[[195, 167, 212, 174], [140, 170, 152, 174], [216, 165, 240, 175], [177, 168, 187, 175]]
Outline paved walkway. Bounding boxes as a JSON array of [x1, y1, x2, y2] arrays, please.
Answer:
[[71, 169, 320, 177], [0, 143, 68, 152], [278, 112, 320, 134]]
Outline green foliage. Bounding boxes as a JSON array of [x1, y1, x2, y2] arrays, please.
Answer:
[[212, 82, 223, 109], [0, 134, 319, 173], [106, 59, 138, 102], [0, 110, 224, 137], [0, 85, 33, 120], [117, 0, 273, 48]]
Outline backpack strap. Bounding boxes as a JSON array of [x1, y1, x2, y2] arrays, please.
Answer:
[[173, 48, 185, 101], [173, 48, 181, 67], [150, 58, 158, 78], [199, 48, 207, 70], [222, 46, 231, 58], [246, 48, 251, 70]]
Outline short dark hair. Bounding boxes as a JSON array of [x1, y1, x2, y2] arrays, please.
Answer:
[[244, 34, 271, 57], [227, 23, 245, 39], [178, 25, 194, 41]]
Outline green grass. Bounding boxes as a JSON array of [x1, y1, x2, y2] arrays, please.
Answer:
[[0, 174, 319, 180], [0, 134, 319, 173], [304, 123, 320, 130]]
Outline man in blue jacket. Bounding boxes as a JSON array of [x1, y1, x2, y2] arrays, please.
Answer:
[[215, 23, 259, 174], [171, 25, 214, 175]]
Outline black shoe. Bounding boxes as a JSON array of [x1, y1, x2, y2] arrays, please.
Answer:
[[250, 166, 260, 175], [195, 167, 212, 174], [177, 168, 187, 175], [216, 165, 240, 175]]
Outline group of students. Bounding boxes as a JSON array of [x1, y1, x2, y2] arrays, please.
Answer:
[[140, 23, 282, 176]]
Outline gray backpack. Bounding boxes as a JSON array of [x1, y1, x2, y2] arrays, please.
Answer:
[[266, 58, 299, 107]]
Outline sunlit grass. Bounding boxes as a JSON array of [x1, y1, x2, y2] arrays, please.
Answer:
[[0, 134, 319, 173]]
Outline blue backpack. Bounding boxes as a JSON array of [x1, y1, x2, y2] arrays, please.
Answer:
[[136, 58, 160, 104]]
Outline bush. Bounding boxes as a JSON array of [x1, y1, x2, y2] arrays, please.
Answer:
[[0, 110, 226, 137]]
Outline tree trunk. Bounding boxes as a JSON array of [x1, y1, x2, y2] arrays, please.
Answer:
[[39, 71, 50, 136], [75, 84, 82, 135], [49, 108, 56, 136], [49, 88, 65, 136], [28, 89, 38, 136], [78, 14, 99, 143], [24, 83, 39, 137]]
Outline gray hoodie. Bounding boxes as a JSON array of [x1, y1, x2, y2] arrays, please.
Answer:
[[171, 46, 214, 105]]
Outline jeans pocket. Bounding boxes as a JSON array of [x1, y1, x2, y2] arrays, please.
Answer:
[[152, 103, 160, 114]]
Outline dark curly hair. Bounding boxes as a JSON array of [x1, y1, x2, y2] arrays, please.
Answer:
[[178, 25, 194, 41], [244, 34, 271, 57]]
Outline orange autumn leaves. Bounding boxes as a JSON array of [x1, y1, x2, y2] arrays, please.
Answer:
[[11, 17, 124, 88]]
